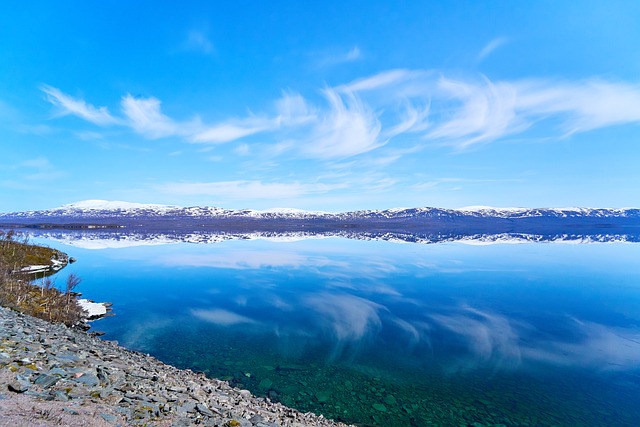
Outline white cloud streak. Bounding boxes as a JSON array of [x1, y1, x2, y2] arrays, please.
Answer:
[[313, 45, 363, 68], [515, 79, 640, 134], [42, 72, 640, 157], [338, 69, 428, 92], [428, 76, 524, 148], [304, 89, 383, 158], [121, 95, 183, 139], [477, 37, 508, 61], [41, 85, 118, 125], [192, 117, 275, 143]]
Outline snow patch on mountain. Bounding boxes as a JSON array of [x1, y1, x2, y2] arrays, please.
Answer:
[[258, 207, 332, 215], [60, 200, 178, 211], [1, 200, 638, 221]]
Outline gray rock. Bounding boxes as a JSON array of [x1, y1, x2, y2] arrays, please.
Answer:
[[54, 352, 80, 363], [97, 366, 110, 383], [249, 414, 264, 423], [53, 390, 70, 401], [25, 390, 55, 400], [7, 382, 29, 393], [34, 373, 60, 388], [171, 416, 192, 427], [177, 401, 197, 415], [72, 372, 100, 386], [48, 367, 68, 377], [99, 413, 118, 424], [124, 392, 149, 400], [135, 401, 160, 418], [114, 406, 132, 419], [196, 402, 216, 417]]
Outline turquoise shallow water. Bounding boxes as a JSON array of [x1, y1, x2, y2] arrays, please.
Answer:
[[34, 235, 640, 426]]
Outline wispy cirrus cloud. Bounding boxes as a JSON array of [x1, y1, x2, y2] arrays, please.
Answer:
[[417, 75, 640, 148], [193, 89, 382, 158], [514, 78, 640, 134], [121, 95, 185, 139], [42, 71, 640, 158], [477, 37, 508, 61], [427, 76, 523, 149], [192, 116, 275, 143], [303, 88, 382, 158], [41, 85, 119, 126], [313, 46, 363, 68], [274, 91, 317, 126]]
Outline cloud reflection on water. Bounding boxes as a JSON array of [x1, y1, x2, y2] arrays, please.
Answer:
[[303, 293, 384, 341], [191, 308, 258, 326], [431, 306, 524, 371], [50, 234, 640, 375], [159, 250, 327, 270], [188, 289, 640, 373], [521, 317, 640, 370]]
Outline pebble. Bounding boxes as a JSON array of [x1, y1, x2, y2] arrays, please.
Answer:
[[0, 305, 351, 427]]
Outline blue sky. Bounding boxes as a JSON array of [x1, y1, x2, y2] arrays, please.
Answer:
[[1, 1, 640, 212]]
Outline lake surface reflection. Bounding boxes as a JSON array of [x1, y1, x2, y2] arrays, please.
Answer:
[[34, 232, 640, 426]]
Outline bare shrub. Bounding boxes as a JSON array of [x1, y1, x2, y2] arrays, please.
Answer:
[[0, 231, 85, 326]]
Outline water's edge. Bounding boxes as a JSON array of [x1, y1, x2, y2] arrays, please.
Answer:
[[0, 305, 350, 427]]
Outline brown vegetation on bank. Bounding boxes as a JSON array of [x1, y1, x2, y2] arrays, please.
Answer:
[[0, 230, 85, 326]]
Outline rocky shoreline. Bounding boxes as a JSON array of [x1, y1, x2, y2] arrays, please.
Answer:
[[0, 305, 351, 427]]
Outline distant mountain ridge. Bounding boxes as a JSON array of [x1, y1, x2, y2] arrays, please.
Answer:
[[3, 199, 639, 220], [1, 200, 639, 236]]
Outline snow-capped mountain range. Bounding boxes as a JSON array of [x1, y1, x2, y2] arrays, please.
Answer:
[[1, 200, 333, 220], [1, 200, 639, 239], [2, 199, 639, 220]]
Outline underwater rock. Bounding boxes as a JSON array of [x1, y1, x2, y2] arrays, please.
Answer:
[[383, 394, 396, 405], [258, 378, 273, 389], [372, 403, 387, 412], [316, 390, 332, 403]]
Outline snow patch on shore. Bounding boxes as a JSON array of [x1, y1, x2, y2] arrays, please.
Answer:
[[78, 299, 108, 319]]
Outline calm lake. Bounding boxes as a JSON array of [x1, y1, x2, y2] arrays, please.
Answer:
[[32, 232, 640, 426]]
